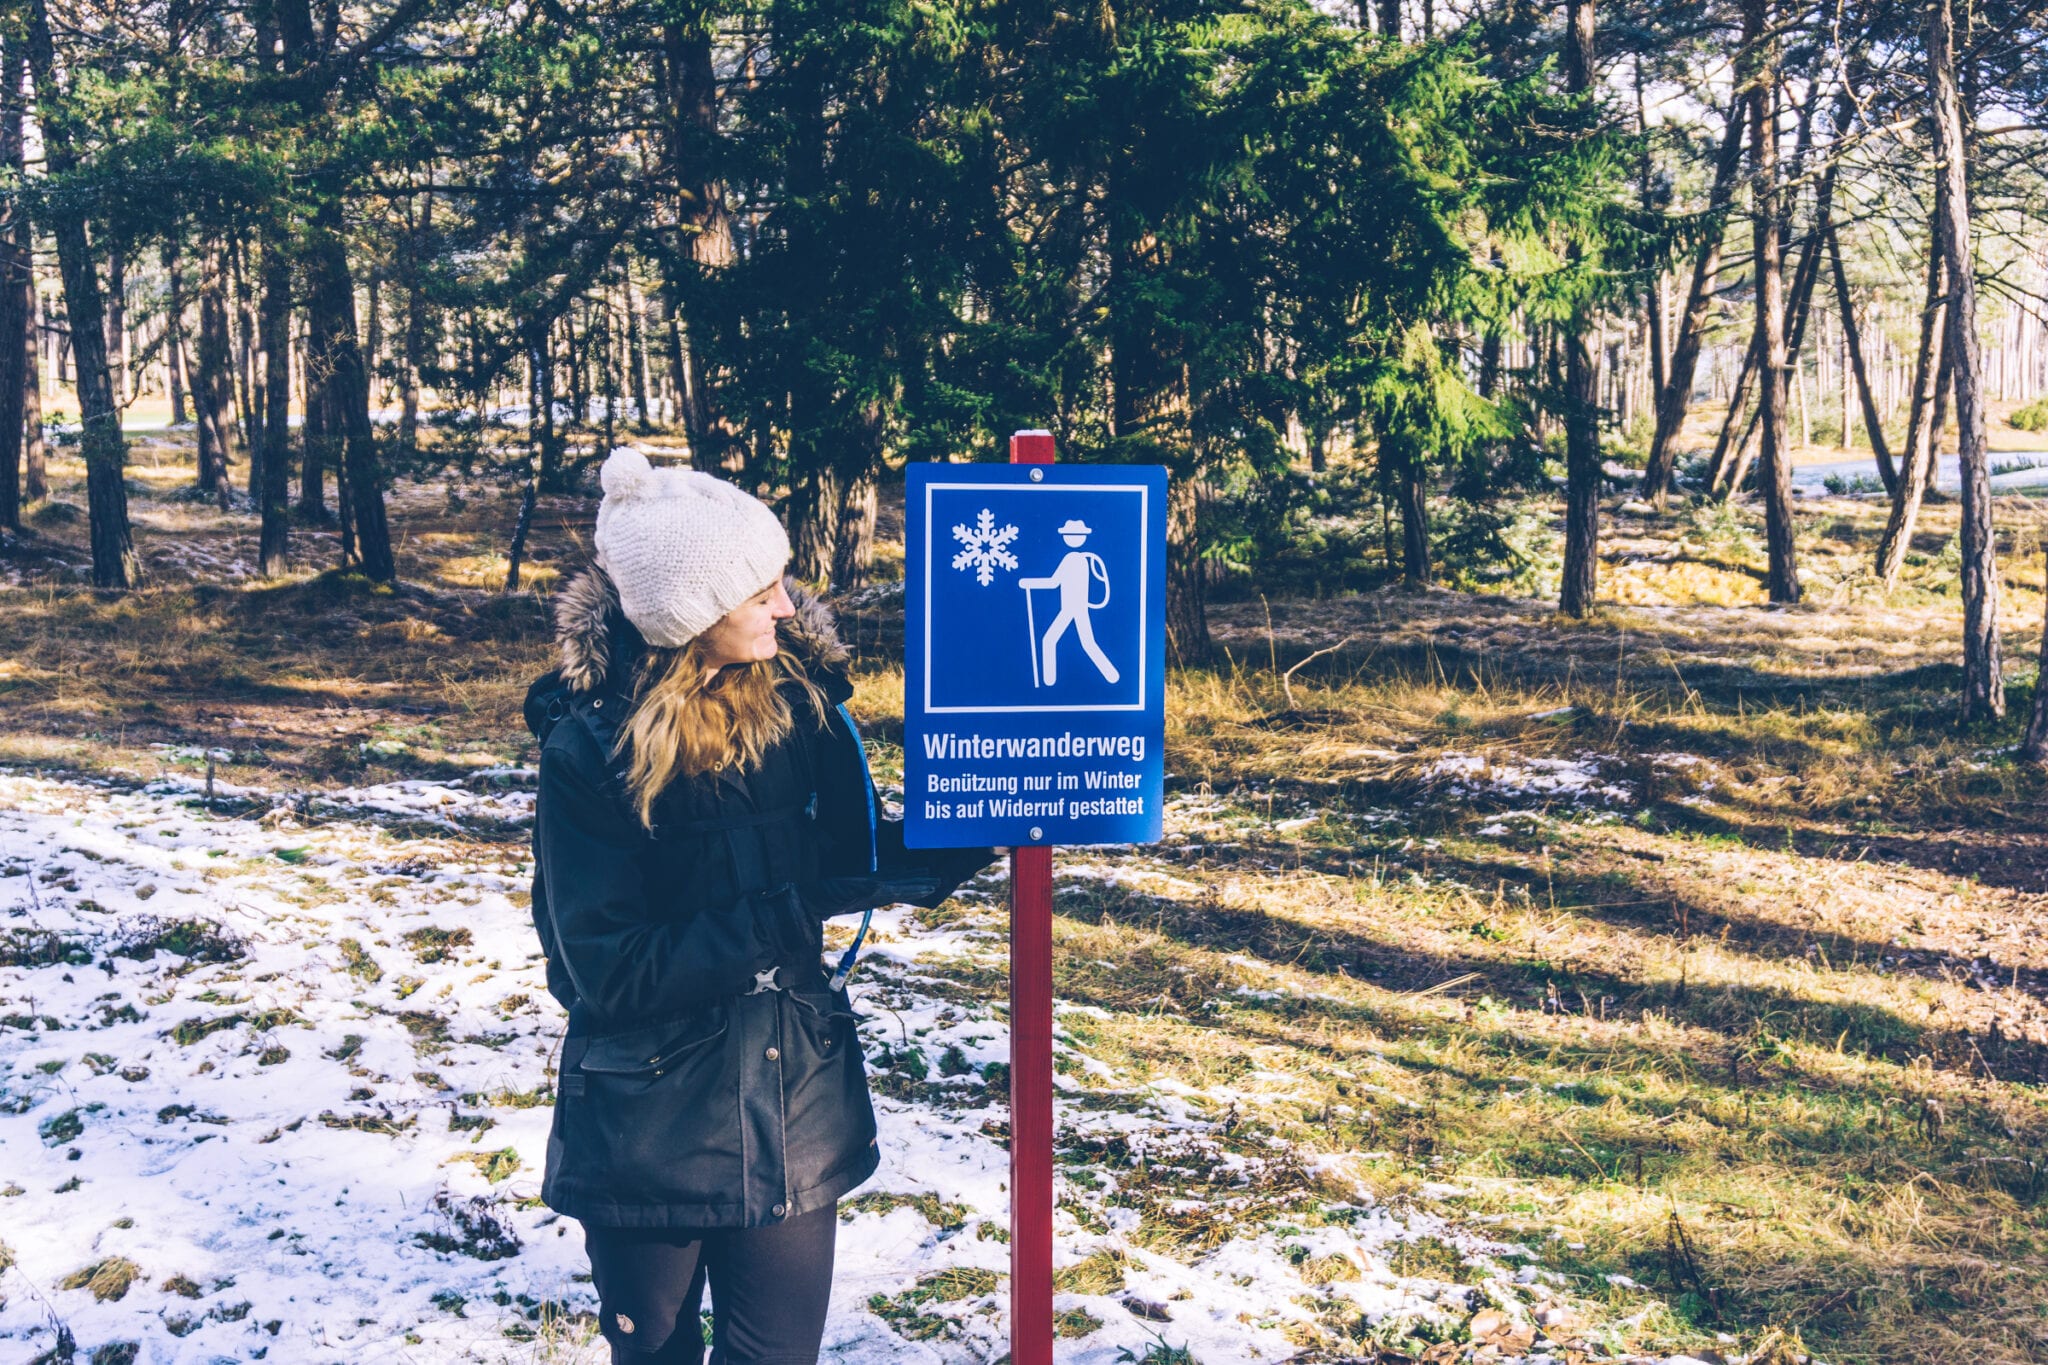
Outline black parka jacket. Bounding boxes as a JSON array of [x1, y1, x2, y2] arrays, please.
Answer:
[[523, 567, 883, 1229]]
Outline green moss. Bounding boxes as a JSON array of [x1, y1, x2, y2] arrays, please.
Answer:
[[840, 1191, 971, 1232], [338, 938, 383, 984], [403, 926, 474, 963]]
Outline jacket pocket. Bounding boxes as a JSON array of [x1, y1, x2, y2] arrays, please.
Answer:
[[580, 1009, 731, 1076], [558, 1007, 743, 1213], [781, 990, 877, 1194], [786, 989, 861, 1057]]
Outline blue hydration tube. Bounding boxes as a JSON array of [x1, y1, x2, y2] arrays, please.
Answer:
[[829, 909, 873, 992]]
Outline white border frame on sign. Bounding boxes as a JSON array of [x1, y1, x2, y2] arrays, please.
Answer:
[[921, 480, 1151, 714]]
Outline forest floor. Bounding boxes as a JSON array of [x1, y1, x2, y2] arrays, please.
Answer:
[[4, 429, 2048, 1364]]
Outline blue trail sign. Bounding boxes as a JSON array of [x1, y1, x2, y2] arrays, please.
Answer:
[[904, 460, 1167, 848]]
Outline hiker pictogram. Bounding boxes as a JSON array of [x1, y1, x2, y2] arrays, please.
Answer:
[[1019, 519, 1119, 687]]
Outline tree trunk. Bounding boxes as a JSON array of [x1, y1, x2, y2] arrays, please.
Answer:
[[300, 321, 331, 518], [598, 297, 617, 454], [1560, 323, 1601, 613], [195, 240, 237, 508], [1375, 0, 1400, 41], [196, 296, 223, 493], [1725, 153, 1837, 499], [754, 0, 809, 511], [1829, 225, 1894, 491], [504, 468, 538, 593], [273, 0, 389, 575], [1164, 473, 1209, 661], [1704, 336, 1758, 492], [1794, 352, 1810, 450], [232, 233, 259, 454], [1388, 431, 1431, 584], [1931, 326, 1955, 451], [662, 296, 691, 447], [1876, 205, 1951, 588], [1744, 0, 1798, 603], [257, 228, 292, 575], [1308, 411, 1336, 473], [399, 184, 428, 453], [22, 277, 44, 503], [105, 243, 126, 408], [24, 0, 139, 587], [626, 270, 652, 435], [163, 242, 187, 427], [1558, 0, 1600, 616], [1930, 0, 2002, 722], [2023, 572, 2048, 758], [665, 17, 737, 466], [831, 468, 878, 591], [364, 267, 382, 408], [530, 319, 561, 487], [1636, 66, 1663, 416], [1642, 101, 1747, 508], [1477, 329, 1501, 400], [1108, 230, 1210, 658], [300, 199, 393, 578], [0, 42, 24, 533], [787, 464, 838, 586], [564, 310, 587, 437], [1842, 328, 1855, 449]]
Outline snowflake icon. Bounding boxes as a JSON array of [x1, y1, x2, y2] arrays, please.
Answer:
[[950, 508, 1021, 586]]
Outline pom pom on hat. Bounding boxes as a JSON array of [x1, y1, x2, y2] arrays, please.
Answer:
[[600, 445, 655, 499], [594, 448, 792, 648]]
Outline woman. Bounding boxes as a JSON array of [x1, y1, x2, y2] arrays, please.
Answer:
[[524, 448, 990, 1364]]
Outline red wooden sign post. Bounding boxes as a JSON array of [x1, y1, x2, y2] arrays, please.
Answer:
[[1008, 428, 1057, 1365]]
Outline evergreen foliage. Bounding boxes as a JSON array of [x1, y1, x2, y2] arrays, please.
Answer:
[[2, 0, 2047, 682]]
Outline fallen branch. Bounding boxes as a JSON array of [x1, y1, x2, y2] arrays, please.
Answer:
[[1407, 971, 1483, 998], [1281, 635, 1356, 707]]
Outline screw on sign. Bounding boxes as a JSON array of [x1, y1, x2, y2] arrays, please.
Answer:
[[904, 431, 1167, 1363]]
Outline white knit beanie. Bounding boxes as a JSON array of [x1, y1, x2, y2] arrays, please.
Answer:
[[592, 448, 792, 648]]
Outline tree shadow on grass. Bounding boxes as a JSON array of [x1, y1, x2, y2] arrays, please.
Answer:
[[0, 572, 554, 787], [1043, 875, 2048, 1340], [1035, 872, 2048, 1356], [1050, 875, 2048, 1087], [1146, 812, 2048, 1054], [1252, 609, 1986, 715], [1654, 795, 2048, 894]]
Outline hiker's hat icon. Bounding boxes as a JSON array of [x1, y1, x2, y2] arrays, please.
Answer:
[[1058, 518, 1092, 537]]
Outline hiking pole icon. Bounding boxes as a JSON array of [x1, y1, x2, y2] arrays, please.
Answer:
[[1024, 578, 1042, 688]]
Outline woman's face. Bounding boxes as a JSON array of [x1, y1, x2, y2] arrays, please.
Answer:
[[699, 578, 796, 673]]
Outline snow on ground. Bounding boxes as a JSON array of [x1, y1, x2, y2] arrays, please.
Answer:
[[2, 769, 1682, 1363], [1423, 753, 1634, 806]]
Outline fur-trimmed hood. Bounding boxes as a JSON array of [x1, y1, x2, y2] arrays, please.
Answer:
[[548, 564, 851, 698]]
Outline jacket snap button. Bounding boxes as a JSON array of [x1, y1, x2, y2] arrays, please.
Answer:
[[765, 1047, 780, 1061], [772, 1202, 787, 1217], [591, 698, 603, 708]]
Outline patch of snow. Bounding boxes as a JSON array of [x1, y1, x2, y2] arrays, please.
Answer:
[[1424, 752, 1634, 806], [0, 767, 1691, 1364]]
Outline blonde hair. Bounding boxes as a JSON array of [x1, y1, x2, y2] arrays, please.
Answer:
[[619, 639, 829, 828]]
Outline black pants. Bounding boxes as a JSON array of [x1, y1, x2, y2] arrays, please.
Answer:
[[582, 1205, 837, 1365]]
